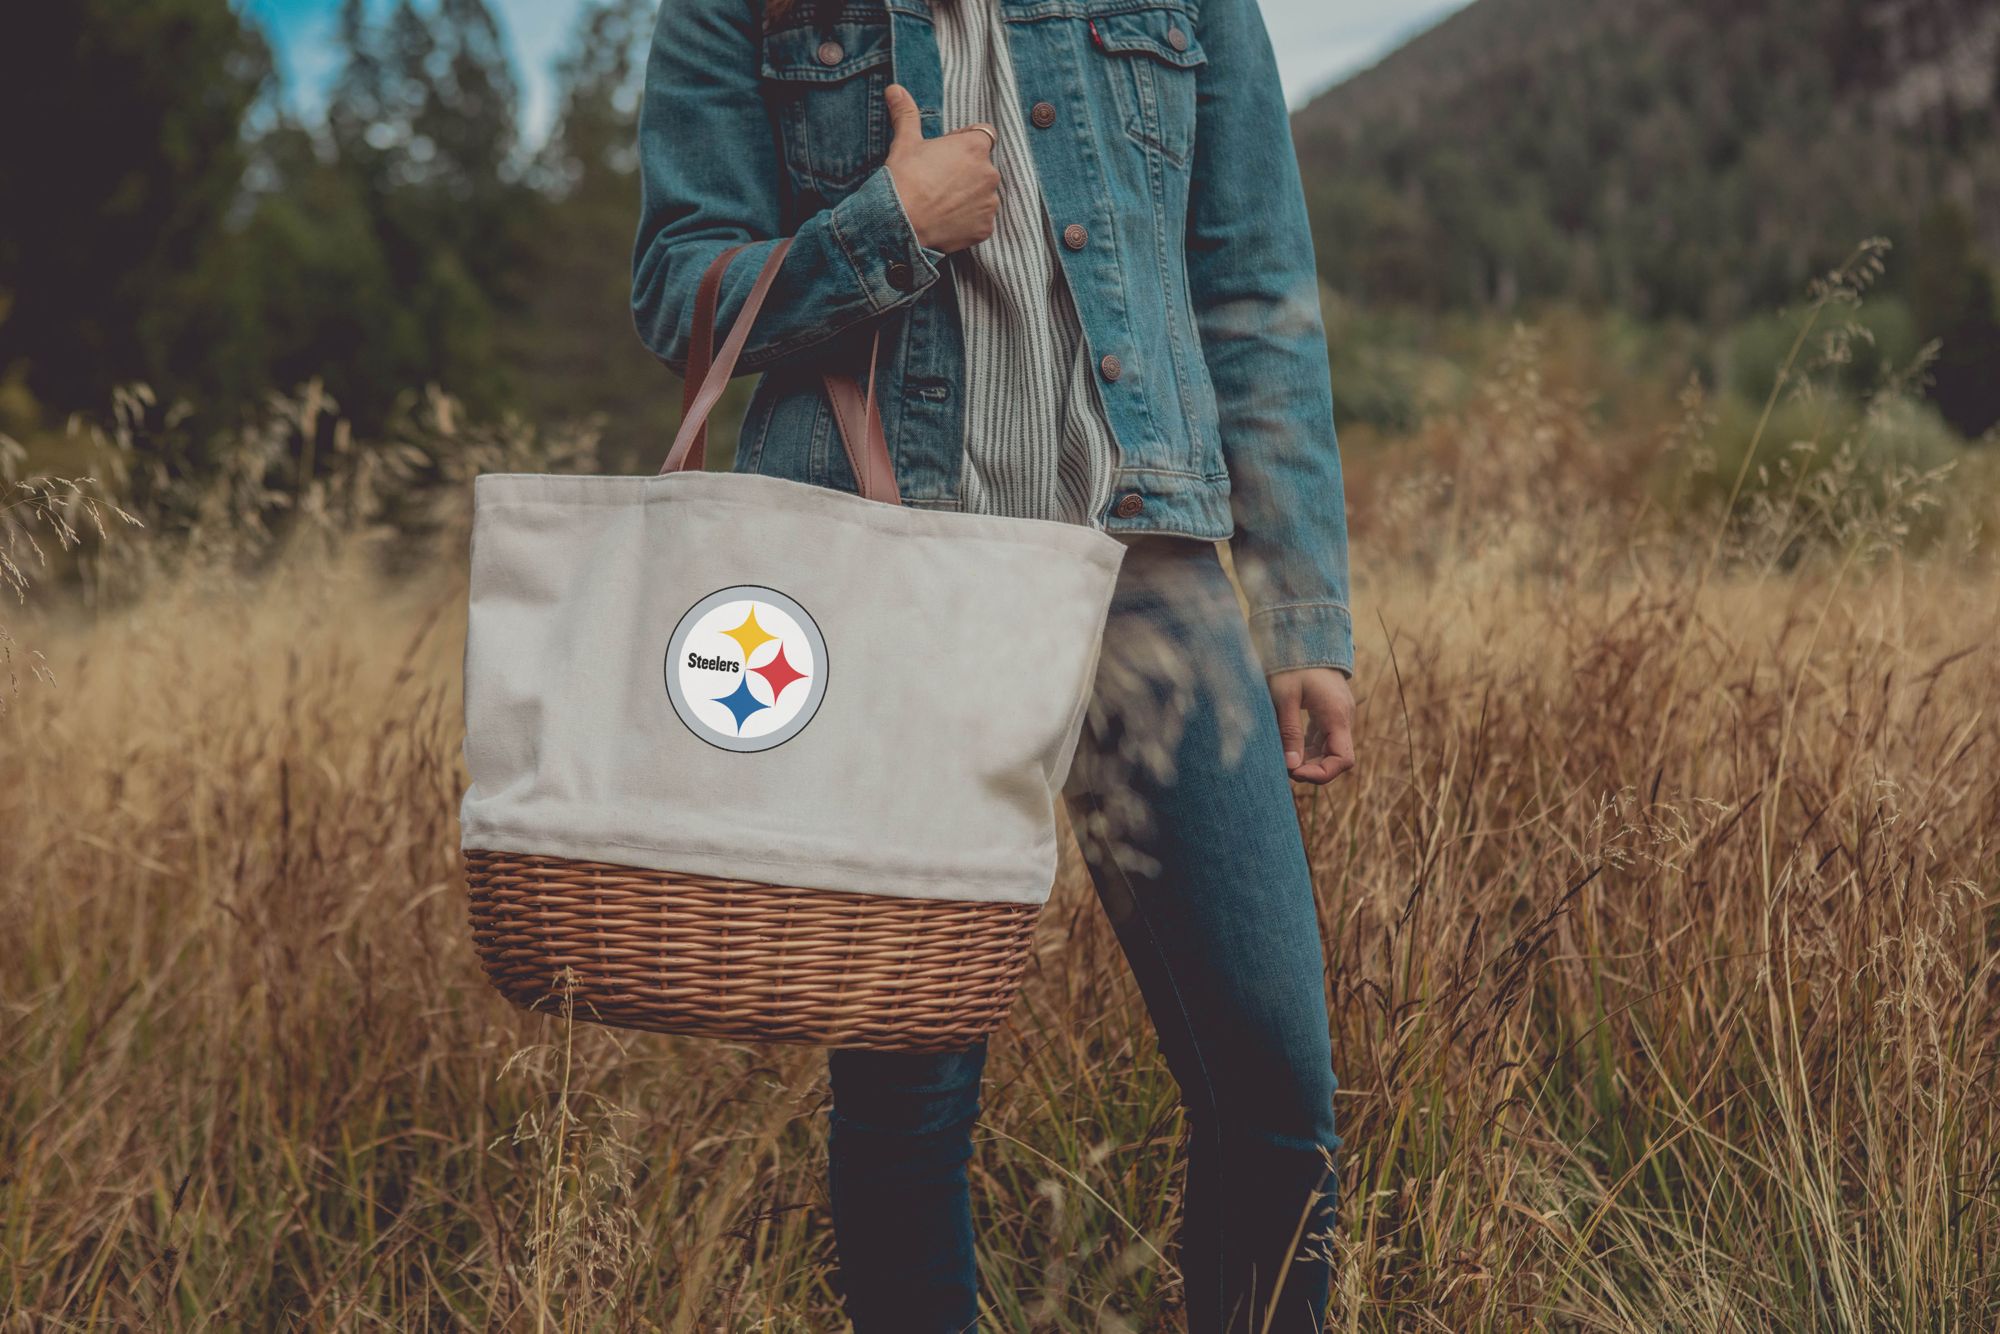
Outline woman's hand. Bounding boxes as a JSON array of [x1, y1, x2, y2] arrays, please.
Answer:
[[1268, 668, 1356, 785], [883, 83, 999, 253]]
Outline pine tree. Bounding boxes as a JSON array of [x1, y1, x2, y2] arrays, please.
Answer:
[[510, 0, 664, 466], [0, 0, 271, 414], [1912, 203, 2000, 440]]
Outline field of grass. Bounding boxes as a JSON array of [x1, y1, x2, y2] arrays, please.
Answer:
[[4, 276, 2000, 1329]]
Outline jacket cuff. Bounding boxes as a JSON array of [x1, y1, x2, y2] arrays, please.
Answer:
[[828, 166, 944, 313], [1248, 600, 1355, 678]]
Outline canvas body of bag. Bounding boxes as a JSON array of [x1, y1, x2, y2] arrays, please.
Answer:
[[460, 239, 1126, 1051]]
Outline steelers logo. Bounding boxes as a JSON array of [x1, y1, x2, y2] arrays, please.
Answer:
[[664, 586, 828, 752]]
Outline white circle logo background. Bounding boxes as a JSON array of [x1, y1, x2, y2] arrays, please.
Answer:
[[664, 586, 828, 752]]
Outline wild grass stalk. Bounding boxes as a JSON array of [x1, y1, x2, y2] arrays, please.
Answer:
[[4, 274, 1998, 1327]]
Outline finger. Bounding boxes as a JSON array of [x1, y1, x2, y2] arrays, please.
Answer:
[[1291, 754, 1352, 785], [1293, 725, 1355, 783], [1312, 700, 1360, 784], [1296, 677, 1355, 784], [884, 83, 926, 146], [1291, 725, 1352, 783], [961, 122, 997, 155], [1325, 715, 1356, 773], [1271, 678, 1306, 772]]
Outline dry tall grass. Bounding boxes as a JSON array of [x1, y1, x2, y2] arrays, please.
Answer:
[[4, 263, 1999, 1329]]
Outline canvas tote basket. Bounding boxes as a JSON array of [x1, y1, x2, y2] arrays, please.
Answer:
[[461, 239, 1125, 1051]]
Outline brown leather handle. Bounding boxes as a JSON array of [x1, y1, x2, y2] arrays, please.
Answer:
[[661, 240, 793, 476], [675, 242, 749, 474], [662, 240, 901, 507], [821, 337, 894, 505]]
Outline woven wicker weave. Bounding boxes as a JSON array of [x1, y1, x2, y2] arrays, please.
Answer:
[[464, 851, 1041, 1051]]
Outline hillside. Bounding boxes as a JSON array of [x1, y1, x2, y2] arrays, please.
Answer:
[[1292, 0, 2000, 324]]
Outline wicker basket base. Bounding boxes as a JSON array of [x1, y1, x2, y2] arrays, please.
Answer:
[[464, 851, 1041, 1051]]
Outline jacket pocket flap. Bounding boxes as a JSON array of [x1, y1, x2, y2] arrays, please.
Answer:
[[1091, 10, 1206, 69], [761, 21, 892, 82]]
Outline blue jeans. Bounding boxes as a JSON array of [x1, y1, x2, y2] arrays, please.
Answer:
[[828, 538, 1341, 1332]]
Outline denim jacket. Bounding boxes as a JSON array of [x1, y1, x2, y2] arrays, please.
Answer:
[[633, 0, 1354, 675]]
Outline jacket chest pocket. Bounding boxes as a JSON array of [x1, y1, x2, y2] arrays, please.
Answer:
[[761, 20, 893, 203], [1090, 6, 1206, 167]]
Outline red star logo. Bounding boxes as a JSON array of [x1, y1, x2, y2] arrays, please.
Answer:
[[752, 641, 809, 702]]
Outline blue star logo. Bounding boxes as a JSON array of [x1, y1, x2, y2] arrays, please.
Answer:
[[711, 675, 770, 732]]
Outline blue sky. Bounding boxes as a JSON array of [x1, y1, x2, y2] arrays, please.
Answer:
[[242, 0, 1469, 137]]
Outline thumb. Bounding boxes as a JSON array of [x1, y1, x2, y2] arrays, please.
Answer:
[[885, 83, 925, 148], [1272, 678, 1307, 772]]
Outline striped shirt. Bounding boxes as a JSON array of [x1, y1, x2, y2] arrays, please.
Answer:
[[930, 0, 1119, 526]]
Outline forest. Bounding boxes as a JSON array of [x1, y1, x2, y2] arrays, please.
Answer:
[[5, 0, 1995, 485], [1, 0, 665, 465], [1293, 0, 2000, 441]]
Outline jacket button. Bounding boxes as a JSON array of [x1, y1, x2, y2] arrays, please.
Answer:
[[1062, 223, 1089, 250], [816, 39, 844, 65], [1114, 492, 1145, 519], [886, 260, 914, 291], [1030, 100, 1057, 129], [1166, 25, 1189, 51], [1099, 353, 1122, 382]]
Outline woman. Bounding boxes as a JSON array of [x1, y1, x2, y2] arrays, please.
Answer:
[[633, 0, 1356, 1327]]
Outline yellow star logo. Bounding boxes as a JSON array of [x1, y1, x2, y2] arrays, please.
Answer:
[[722, 606, 776, 662]]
